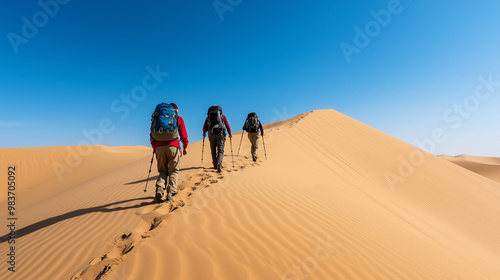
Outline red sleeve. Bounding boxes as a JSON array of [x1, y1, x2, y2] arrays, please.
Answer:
[[177, 116, 188, 149], [223, 115, 231, 135], [203, 117, 208, 134], [150, 132, 162, 150]]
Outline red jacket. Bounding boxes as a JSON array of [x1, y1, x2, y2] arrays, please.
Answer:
[[203, 115, 232, 135], [150, 115, 188, 150]]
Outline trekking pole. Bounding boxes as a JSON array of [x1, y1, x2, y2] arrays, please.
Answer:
[[144, 150, 156, 192], [201, 136, 205, 164], [262, 134, 267, 160], [230, 136, 235, 169], [237, 130, 244, 156]]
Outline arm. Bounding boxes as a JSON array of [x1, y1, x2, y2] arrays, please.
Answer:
[[150, 132, 155, 147], [242, 120, 247, 132], [223, 115, 232, 136], [202, 117, 208, 136], [259, 120, 264, 136], [150, 132, 160, 150], [178, 116, 189, 152]]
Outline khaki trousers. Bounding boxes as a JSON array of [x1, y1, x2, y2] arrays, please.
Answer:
[[247, 132, 260, 161], [208, 133, 226, 168], [155, 145, 181, 194]]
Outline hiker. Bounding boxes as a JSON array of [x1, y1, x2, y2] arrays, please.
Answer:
[[242, 112, 264, 162], [203, 105, 232, 172], [150, 102, 188, 202]]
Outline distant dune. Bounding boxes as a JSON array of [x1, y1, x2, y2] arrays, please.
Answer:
[[441, 154, 500, 183], [0, 145, 150, 207], [1, 109, 499, 280]]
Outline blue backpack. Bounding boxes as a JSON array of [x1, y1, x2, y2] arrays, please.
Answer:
[[151, 103, 179, 141]]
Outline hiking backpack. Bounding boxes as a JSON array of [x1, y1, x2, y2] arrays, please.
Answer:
[[207, 105, 225, 134], [246, 112, 259, 133], [151, 103, 179, 141]]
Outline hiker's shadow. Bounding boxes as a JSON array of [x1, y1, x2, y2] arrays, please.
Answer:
[[125, 175, 159, 185], [0, 197, 154, 243]]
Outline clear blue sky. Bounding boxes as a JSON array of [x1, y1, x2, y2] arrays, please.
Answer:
[[1, 0, 499, 156]]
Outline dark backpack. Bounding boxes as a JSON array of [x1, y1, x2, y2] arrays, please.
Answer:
[[246, 112, 259, 133], [151, 103, 179, 141], [207, 105, 225, 134]]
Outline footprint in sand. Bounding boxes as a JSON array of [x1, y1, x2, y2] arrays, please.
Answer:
[[73, 159, 260, 280]]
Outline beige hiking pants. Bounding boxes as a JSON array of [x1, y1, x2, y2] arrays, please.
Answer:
[[155, 145, 181, 194], [247, 132, 260, 161]]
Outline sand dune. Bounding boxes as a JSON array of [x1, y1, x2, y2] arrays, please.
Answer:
[[441, 154, 500, 183], [1, 109, 499, 280], [0, 145, 150, 207]]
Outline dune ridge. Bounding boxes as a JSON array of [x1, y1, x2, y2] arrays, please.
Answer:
[[1, 109, 499, 280]]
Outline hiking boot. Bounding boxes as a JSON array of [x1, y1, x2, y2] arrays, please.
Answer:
[[155, 187, 164, 202], [252, 156, 257, 162], [166, 192, 177, 201], [217, 163, 222, 173]]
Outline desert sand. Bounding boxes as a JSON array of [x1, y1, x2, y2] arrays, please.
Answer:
[[441, 154, 500, 183], [1, 109, 499, 280]]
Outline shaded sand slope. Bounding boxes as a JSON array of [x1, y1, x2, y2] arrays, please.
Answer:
[[105, 109, 500, 280], [441, 155, 500, 183], [0, 145, 150, 206], [0, 138, 238, 280], [0, 145, 157, 280]]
